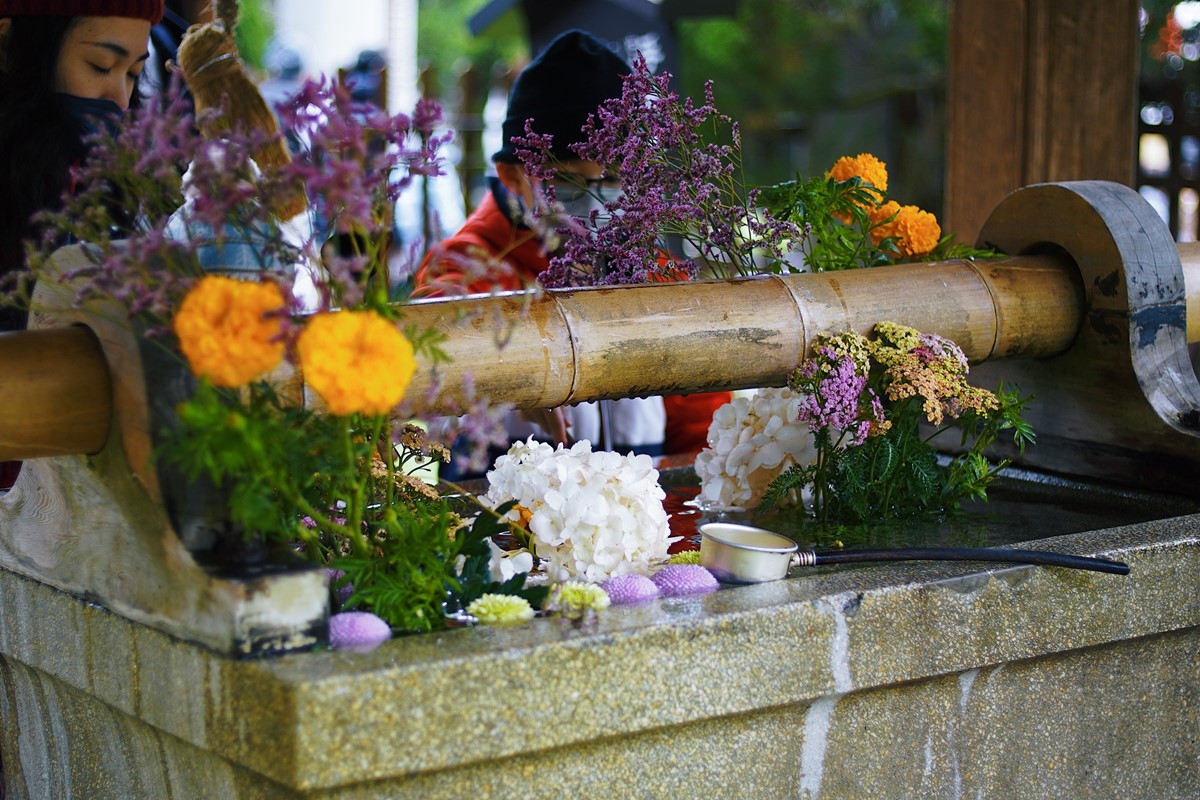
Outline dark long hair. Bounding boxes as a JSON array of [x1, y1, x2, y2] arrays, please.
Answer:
[[0, 16, 144, 330]]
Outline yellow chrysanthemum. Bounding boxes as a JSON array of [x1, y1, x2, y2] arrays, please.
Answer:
[[871, 202, 941, 258], [173, 275, 285, 388], [828, 153, 889, 199], [553, 581, 611, 613], [467, 593, 534, 627], [297, 310, 417, 416], [667, 551, 701, 565]]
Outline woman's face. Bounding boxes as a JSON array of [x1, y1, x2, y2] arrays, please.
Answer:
[[54, 16, 151, 110]]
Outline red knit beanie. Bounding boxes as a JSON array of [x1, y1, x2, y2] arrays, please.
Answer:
[[0, 0, 164, 23]]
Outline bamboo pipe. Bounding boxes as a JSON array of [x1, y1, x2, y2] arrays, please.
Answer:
[[396, 253, 1084, 412], [0, 251, 1116, 462], [0, 326, 111, 459]]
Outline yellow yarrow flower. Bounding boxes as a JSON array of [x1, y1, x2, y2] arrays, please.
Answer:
[[870, 202, 941, 258], [828, 153, 889, 200], [173, 275, 286, 388], [870, 322, 922, 368], [297, 310, 417, 416], [467, 593, 534, 626], [814, 330, 872, 374]]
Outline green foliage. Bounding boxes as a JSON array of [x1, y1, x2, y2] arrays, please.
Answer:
[[825, 403, 942, 521], [164, 379, 543, 633], [163, 380, 340, 546], [232, 0, 273, 70], [333, 500, 463, 633], [941, 382, 1035, 503], [758, 176, 893, 271], [677, 0, 949, 201], [417, 0, 527, 97], [758, 174, 999, 272]]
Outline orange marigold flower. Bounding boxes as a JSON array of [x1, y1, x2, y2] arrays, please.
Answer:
[[871, 203, 941, 258], [828, 153, 889, 199], [173, 275, 286, 388], [868, 200, 902, 245], [297, 310, 416, 416]]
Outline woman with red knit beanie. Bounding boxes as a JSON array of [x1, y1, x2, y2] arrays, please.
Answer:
[[0, 0, 163, 489]]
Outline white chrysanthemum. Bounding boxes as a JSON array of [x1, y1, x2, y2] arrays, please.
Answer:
[[483, 438, 678, 582], [693, 388, 816, 509]]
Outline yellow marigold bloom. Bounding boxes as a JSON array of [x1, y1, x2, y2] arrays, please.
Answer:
[[173, 275, 285, 388], [828, 153, 889, 195], [467, 593, 534, 626], [871, 203, 942, 258], [297, 310, 416, 416]]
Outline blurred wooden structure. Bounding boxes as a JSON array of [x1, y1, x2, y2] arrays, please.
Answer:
[[946, 0, 1140, 243]]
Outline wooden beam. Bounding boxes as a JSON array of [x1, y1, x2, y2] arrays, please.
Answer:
[[947, 0, 1139, 244]]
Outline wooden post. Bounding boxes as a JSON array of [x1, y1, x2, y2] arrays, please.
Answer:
[[946, 0, 1140, 244]]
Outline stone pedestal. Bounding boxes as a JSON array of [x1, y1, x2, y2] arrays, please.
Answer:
[[2, 520, 1195, 799]]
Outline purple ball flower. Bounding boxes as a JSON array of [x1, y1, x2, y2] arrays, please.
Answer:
[[328, 611, 391, 651], [651, 565, 719, 597], [601, 574, 661, 605]]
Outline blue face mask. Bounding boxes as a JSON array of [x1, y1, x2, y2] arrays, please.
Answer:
[[557, 186, 624, 225], [56, 93, 126, 139]]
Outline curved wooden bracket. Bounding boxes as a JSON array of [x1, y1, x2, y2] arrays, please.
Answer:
[[972, 180, 1200, 489]]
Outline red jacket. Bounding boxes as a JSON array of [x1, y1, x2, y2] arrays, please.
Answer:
[[414, 191, 547, 296], [415, 185, 731, 455]]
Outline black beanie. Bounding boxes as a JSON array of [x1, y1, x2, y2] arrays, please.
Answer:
[[493, 29, 630, 164]]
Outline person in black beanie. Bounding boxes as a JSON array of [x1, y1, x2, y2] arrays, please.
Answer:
[[415, 28, 630, 297], [416, 30, 674, 461]]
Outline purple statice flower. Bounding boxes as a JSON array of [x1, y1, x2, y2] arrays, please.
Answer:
[[651, 564, 719, 597], [328, 611, 391, 651], [412, 97, 443, 138], [512, 121, 558, 182], [274, 77, 449, 305], [601, 573, 660, 605], [413, 371, 513, 474], [512, 53, 802, 288]]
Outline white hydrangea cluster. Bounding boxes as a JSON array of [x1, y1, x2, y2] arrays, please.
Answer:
[[693, 388, 817, 510], [483, 438, 677, 583]]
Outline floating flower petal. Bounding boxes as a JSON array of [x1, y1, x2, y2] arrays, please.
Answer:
[[468, 593, 535, 627]]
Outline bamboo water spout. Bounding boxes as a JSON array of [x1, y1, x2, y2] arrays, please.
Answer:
[[1, 253, 1082, 463]]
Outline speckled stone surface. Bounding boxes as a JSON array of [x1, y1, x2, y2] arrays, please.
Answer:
[[1, 518, 1197, 799]]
